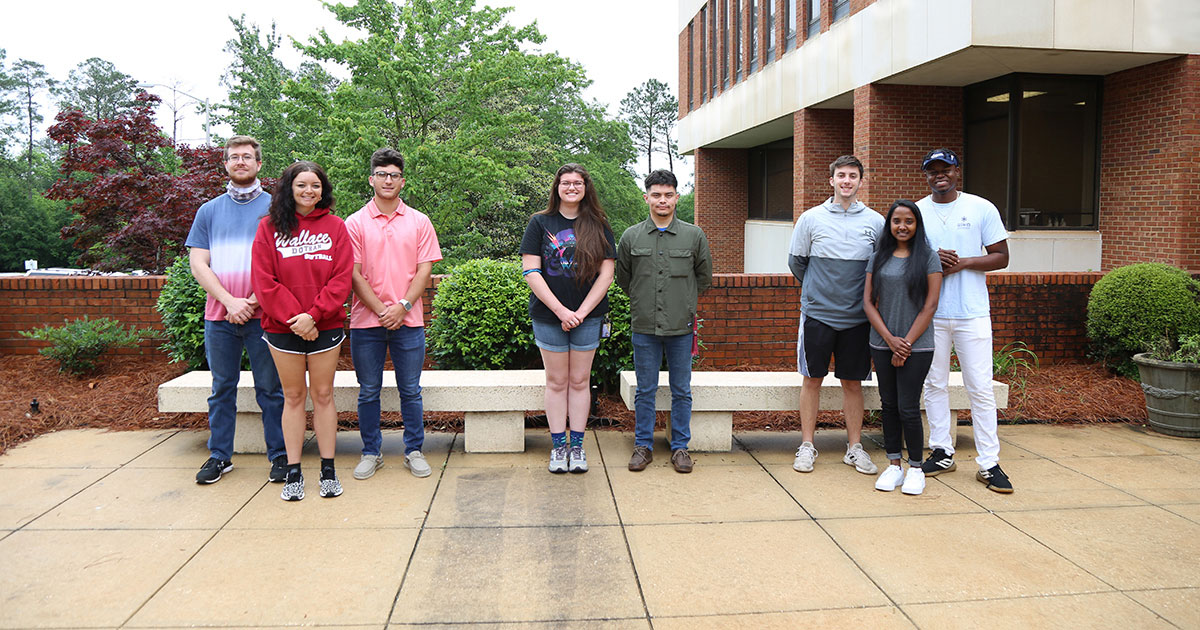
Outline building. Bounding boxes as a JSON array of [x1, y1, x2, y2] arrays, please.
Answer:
[[678, 0, 1200, 274]]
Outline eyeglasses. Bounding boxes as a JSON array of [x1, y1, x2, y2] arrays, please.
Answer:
[[226, 154, 257, 163], [559, 181, 585, 190], [372, 172, 403, 181]]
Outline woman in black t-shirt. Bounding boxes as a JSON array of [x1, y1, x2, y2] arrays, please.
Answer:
[[519, 163, 616, 474]]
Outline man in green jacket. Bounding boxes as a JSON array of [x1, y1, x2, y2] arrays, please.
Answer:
[[615, 169, 713, 473]]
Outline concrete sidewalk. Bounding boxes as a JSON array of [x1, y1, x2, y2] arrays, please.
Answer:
[[1, 424, 1198, 629]]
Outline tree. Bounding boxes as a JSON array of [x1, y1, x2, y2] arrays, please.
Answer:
[[219, 16, 298, 175], [619, 78, 680, 174], [47, 93, 226, 272], [0, 177, 75, 271], [55, 57, 140, 121], [9, 59, 54, 186], [0, 50, 20, 157]]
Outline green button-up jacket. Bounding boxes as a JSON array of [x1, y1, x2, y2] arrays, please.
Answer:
[[615, 216, 713, 336]]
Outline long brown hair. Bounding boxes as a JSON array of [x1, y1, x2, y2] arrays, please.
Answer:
[[539, 163, 611, 284]]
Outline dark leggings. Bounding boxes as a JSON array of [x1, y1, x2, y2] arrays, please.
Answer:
[[871, 348, 934, 465]]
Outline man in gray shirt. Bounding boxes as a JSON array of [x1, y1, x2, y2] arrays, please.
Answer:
[[787, 155, 883, 474]]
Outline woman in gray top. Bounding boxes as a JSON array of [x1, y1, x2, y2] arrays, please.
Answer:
[[863, 200, 943, 495]]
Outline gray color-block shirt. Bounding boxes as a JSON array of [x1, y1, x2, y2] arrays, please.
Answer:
[[865, 250, 943, 352], [788, 198, 884, 330]]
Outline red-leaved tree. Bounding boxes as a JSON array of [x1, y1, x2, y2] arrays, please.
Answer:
[[47, 92, 227, 272]]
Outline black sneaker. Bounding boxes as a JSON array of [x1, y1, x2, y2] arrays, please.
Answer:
[[920, 448, 957, 476], [196, 457, 232, 484], [977, 464, 1014, 494], [268, 455, 288, 483]]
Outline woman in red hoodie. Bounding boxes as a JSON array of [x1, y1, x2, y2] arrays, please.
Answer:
[[252, 161, 352, 501]]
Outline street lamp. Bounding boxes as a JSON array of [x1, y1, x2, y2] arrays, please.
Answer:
[[136, 82, 211, 146]]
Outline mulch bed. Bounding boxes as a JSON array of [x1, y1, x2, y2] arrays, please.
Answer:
[[0, 353, 1148, 456]]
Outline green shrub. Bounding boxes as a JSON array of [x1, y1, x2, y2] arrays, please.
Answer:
[[156, 255, 209, 370], [427, 258, 539, 370], [1172, 333, 1200, 363], [21, 316, 153, 375], [1086, 263, 1200, 377], [591, 284, 633, 392]]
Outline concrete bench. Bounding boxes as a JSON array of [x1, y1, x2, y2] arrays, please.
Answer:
[[618, 371, 1009, 452], [158, 369, 546, 453]]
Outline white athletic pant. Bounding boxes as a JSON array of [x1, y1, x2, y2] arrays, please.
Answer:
[[923, 316, 1000, 470]]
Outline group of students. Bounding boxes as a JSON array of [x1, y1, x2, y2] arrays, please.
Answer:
[[789, 150, 1012, 495], [188, 134, 1012, 502]]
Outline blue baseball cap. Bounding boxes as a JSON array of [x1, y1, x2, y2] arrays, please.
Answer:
[[922, 148, 959, 170]]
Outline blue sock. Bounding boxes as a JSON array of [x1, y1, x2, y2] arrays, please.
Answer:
[[570, 430, 584, 448], [551, 432, 567, 448]]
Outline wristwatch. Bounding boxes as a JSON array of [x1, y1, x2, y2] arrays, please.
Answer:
[[399, 298, 413, 312]]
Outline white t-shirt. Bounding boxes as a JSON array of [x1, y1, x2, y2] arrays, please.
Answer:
[[916, 191, 1008, 320]]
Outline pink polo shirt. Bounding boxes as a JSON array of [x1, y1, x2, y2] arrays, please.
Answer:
[[345, 198, 442, 329]]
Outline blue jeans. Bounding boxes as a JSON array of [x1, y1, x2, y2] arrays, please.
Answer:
[[351, 326, 426, 456], [632, 332, 693, 451], [204, 319, 285, 461]]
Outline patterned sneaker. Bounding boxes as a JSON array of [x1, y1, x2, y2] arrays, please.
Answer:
[[568, 446, 589, 473], [281, 472, 305, 501], [844, 443, 878, 474], [319, 473, 343, 498], [405, 451, 432, 478], [921, 448, 957, 476], [793, 442, 817, 473], [901, 467, 926, 495], [268, 455, 288, 483], [976, 464, 1014, 494], [196, 457, 232, 484], [874, 464, 904, 491], [548, 445, 569, 474]]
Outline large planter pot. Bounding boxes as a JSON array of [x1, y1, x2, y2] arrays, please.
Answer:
[[1132, 353, 1200, 438]]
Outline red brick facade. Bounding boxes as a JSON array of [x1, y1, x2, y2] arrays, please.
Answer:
[[853, 83, 963, 209], [793, 108, 854, 218], [695, 147, 749, 273], [1100, 54, 1200, 273], [1, 273, 1103, 367]]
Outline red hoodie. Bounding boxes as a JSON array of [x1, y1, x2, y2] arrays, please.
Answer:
[[251, 206, 353, 334]]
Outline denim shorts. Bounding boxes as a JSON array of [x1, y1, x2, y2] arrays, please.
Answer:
[[263, 328, 345, 356], [531, 316, 603, 352]]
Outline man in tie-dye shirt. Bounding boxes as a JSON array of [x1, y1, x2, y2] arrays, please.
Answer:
[[185, 136, 286, 485]]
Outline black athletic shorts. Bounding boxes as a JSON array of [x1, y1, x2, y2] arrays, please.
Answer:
[[796, 315, 871, 380], [263, 328, 345, 356]]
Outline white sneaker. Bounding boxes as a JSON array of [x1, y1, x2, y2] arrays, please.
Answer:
[[405, 451, 432, 478], [353, 454, 383, 480], [874, 464, 904, 491], [844, 443, 878, 475], [793, 442, 817, 472], [901, 467, 926, 495], [548, 446, 569, 473]]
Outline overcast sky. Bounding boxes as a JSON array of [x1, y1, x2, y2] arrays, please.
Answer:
[[2, 0, 691, 185]]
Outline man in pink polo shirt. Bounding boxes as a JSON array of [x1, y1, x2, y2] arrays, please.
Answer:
[[346, 148, 443, 480]]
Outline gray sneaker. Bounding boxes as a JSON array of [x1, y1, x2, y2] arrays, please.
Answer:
[[844, 443, 878, 475], [793, 442, 817, 472], [548, 445, 569, 473], [568, 446, 588, 473], [353, 454, 383, 480], [405, 451, 432, 478]]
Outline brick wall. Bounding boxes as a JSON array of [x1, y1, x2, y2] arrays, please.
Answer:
[[853, 83, 963, 209], [793, 108, 854, 219], [695, 147, 749, 273], [2, 273, 1101, 367], [1100, 54, 1200, 273]]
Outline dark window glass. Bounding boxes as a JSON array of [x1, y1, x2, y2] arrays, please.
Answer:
[[833, 0, 849, 21], [699, 8, 707, 103], [722, 0, 730, 88], [808, 0, 820, 37], [749, 0, 759, 72], [786, 0, 797, 49], [734, 0, 743, 81], [766, 0, 777, 63], [748, 139, 795, 221], [687, 21, 694, 110], [965, 74, 1101, 230], [711, 1, 719, 96]]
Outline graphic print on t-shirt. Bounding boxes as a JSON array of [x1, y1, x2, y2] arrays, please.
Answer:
[[544, 228, 576, 277], [275, 229, 334, 261]]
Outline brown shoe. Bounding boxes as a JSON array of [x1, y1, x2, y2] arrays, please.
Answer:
[[671, 449, 693, 473], [628, 446, 653, 471]]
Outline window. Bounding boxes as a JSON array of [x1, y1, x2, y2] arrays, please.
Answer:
[[965, 74, 1101, 229], [785, 0, 797, 50], [749, 0, 759, 73], [808, 0, 820, 38], [748, 139, 795, 221], [734, 0, 743, 81], [766, 0, 777, 63], [722, 0, 730, 88], [832, 0, 849, 21], [711, 1, 719, 97], [687, 21, 694, 110], [699, 8, 707, 103]]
